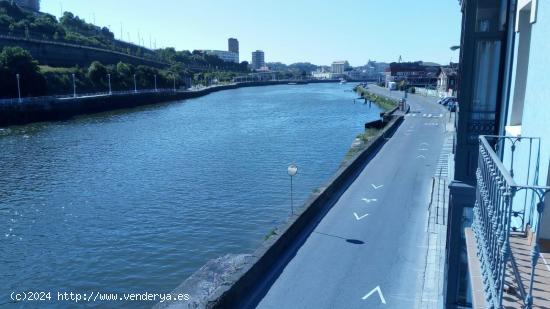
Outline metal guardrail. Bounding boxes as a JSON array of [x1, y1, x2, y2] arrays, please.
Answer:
[[473, 135, 550, 309], [0, 88, 183, 106]]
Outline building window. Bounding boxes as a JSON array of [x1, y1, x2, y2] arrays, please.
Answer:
[[471, 40, 501, 121], [475, 0, 507, 32]]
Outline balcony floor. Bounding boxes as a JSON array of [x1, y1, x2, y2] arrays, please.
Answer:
[[466, 229, 550, 309], [502, 234, 550, 308]]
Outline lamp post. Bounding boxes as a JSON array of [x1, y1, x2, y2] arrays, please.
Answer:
[[288, 164, 298, 215], [154, 74, 157, 92], [107, 73, 112, 95], [16, 74, 21, 103], [133, 74, 137, 93], [72, 73, 76, 98]]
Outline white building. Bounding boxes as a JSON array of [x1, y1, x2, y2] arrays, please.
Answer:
[[331, 61, 349, 74], [204, 50, 239, 63], [311, 71, 333, 79]]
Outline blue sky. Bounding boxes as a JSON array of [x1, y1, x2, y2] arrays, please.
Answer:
[[41, 0, 462, 66]]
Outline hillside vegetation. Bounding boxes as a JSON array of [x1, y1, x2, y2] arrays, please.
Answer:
[[0, 1, 249, 71]]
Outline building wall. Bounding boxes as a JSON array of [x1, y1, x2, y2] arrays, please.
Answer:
[[504, 0, 550, 237], [251, 51, 265, 70], [228, 38, 239, 53], [331, 63, 344, 74], [519, 0, 550, 236], [205, 50, 239, 63]]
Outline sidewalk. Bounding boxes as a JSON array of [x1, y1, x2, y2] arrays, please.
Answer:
[[418, 111, 456, 308]]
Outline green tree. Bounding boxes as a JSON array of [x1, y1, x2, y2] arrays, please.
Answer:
[[87, 61, 107, 87], [116, 61, 133, 88], [0, 46, 46, 98]]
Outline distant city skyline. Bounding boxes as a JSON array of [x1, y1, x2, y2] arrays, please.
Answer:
[[41, 0, 461, 66]]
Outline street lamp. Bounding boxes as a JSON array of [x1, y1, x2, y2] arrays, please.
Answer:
[[154, 74, 157, 92], [16, 74, 21, 103], [107, 73, 112, 95], [133, 74, 137, 93], [72, 73, 76, 98], [287, 164, 298, 215]]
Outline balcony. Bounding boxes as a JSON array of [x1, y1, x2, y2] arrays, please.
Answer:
[[467, 135, 550, 309]]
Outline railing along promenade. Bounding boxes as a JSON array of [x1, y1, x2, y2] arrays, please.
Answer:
[[473, 135, 550, 308], [0, 88, 184, 106]]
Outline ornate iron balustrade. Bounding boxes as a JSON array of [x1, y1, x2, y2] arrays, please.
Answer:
[[473, 135, 549, 308]]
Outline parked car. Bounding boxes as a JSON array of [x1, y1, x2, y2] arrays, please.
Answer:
[[448, 101, 458, 112], [441, 97, 457, 106]]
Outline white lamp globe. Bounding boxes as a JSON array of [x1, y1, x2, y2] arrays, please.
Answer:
[[288, 164, 298, 177]]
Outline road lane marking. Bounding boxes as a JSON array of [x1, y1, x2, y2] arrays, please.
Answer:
[[420, 142, 429, 146], [371, 184, 383, 190], [362, 286, 386, 304], [362, 198, 378, 204], [419, 148, 429, 151], [416, 155, 426, 159], [353, 212, 369, 220]]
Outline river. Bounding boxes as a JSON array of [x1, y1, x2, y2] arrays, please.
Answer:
[[0, 82, 382, 308]]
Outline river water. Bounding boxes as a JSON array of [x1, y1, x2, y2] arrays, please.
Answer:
[[0, 83, 382, 307]]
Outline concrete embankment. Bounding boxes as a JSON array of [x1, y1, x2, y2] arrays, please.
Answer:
[[0, 80, 337, 127], [155, 112, 405, 309]]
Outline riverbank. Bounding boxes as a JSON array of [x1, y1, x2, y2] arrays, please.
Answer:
[[342, 93, 401, 164], [354, 85, 398, 111], [0, 80, 339, 127]]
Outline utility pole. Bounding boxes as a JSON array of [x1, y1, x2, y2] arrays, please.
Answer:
[[72, 73, 76, 98], [134, 74, 137, 93], [107, 74, 112, 95], [16, 74, 21, 103]]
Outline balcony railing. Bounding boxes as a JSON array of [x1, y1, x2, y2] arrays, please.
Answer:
[[473, 135, 550, 308]]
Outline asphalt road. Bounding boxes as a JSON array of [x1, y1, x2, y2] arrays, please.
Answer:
[[256, 86, 449, 309]]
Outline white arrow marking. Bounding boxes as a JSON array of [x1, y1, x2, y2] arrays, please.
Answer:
[[419, 148, 429, 151], [416, 155, 426, 159], [371, 184, 384, 190], [354, 212, 369, 220], [362, 198, 378, 204], [362, 286, 386, 304], [420, 142, 429, 146]]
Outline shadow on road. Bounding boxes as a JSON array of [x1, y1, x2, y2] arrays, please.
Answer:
[[314, 231, 365, 245]]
